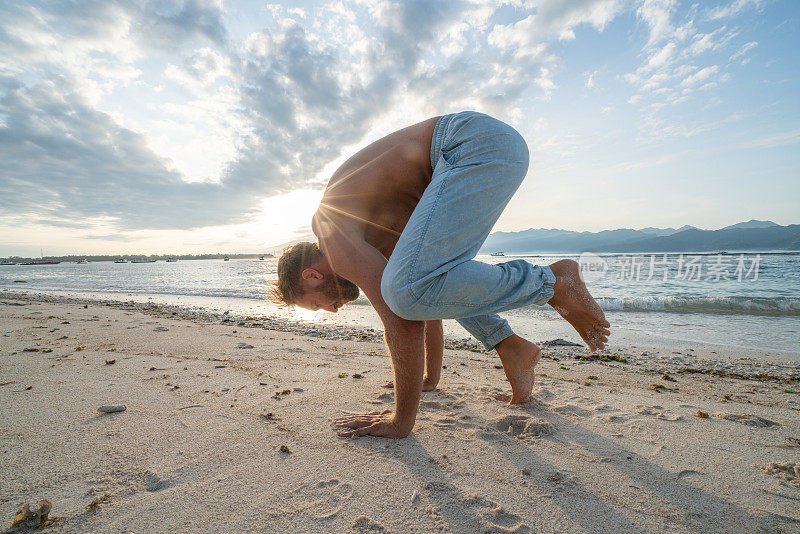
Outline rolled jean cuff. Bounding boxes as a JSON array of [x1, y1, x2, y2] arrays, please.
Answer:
[[533, 265, 557, 306], [482, 322, 515, 351]]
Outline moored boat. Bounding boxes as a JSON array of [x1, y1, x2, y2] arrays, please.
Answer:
[[114, 258, 128, 263], [490, 252, 505, 257]]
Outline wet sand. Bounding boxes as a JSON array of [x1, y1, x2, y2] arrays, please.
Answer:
[[1, 293, 799, 533]]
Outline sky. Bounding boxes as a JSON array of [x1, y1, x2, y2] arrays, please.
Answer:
[[0, 0, 798, 256]]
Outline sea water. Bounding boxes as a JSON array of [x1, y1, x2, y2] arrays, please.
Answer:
[[2, 252, 798, 359]]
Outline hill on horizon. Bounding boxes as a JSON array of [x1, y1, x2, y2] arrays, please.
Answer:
[[479, 220, 799, 253]]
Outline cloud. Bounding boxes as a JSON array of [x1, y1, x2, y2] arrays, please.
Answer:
[[706, 0, 760, 21], [743, 130, 800, 149], [489, 0, 623, 47], [0, 0, 633, 235], [679, 65, 719, 87], [637, 0, 676, 45], [0, 78, 237, 229], [730, 40, 757, 63], [585, 70, 597, 88]]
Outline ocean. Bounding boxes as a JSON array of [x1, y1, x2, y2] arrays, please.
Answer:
[[2, 252, 798, 360]]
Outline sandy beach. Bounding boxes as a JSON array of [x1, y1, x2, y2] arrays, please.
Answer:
[[1, 292, 799, 533]]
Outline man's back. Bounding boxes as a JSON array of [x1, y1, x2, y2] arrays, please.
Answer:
[[314, 116, 439, 259]]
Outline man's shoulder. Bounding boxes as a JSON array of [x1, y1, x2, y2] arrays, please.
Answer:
[[312, 208, 363, 243]]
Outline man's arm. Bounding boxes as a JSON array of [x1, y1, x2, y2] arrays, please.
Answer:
[[383, 320, 442, 391], [315, 216, 425, 438], [423, 320, 444, 387]]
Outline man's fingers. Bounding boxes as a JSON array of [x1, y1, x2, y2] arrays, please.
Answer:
[[333, 417, 373, 429], [354, 424, 380, 437]]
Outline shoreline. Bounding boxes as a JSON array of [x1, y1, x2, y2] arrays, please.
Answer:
[[1, 293, 799, 532], [2, 289, 799, 380]]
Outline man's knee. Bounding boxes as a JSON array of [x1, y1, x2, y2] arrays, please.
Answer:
[[380, 270, 427, 320]]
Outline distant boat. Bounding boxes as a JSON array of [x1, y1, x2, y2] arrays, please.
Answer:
[[114, 258, 128, 263], [166, 258, 178, 263], [223, 256, 230, 261], [259, 256, 265, 260], [23, 249, 61, 264], [490, 252, 505, 257], [0, 261, 15, 265], [76, 258, 88, 264], [131, 258, 156, 263]]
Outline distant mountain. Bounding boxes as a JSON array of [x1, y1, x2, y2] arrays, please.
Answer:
[[721, 219, 778, 230], [480, 221, 800, 253], [638, 227, 677, 236]]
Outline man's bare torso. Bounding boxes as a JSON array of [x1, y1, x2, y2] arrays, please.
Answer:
[[315, 117, 440, 259]]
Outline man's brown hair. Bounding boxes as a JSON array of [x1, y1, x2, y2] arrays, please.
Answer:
[[269, 241, 322, 306]]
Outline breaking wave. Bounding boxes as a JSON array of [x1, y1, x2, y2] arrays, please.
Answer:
[[596, 296, 800, 316]]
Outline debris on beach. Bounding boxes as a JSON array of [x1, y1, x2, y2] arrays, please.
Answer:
[[97, 404, 126, 414], [87, 494, 111, 511], [9, 499, 53, 530], [648, 383, 677, 392], [105, 359, 116, 365], [542, 339, 582, 348], [759, 462, 800, 487], [713, 413, 779, 427], [279, 444, 292, 454], [695, 410, 710, 418]]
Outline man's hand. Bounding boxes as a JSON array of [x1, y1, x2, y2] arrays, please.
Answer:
[[333, 410, 412, 438], [382, 377, 438, 391]]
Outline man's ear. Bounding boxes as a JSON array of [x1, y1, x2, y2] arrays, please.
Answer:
[[301, 268, 323, 282]]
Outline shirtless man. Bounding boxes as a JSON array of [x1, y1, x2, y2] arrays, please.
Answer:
[[271, 111, 610, 439]]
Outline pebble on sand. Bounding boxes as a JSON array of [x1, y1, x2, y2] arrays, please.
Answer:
[[10, 499, 52, 530], [97, 404, 127, 413]]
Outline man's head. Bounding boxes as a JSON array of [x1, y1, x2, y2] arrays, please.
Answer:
[[270, 241, 359, 312]]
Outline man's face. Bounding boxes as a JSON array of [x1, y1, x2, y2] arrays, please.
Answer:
[[295, 273, 359, 313]]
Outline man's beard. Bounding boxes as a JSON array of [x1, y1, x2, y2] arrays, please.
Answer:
[[324, 274, 360, 303]]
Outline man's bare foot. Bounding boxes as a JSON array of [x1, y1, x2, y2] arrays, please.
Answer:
[[383, 378, 438, 391], [548, 259, 611, 351], [494, 335, 541, 404]]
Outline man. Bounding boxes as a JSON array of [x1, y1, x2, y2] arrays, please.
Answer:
[[272, 111, 610, 439]]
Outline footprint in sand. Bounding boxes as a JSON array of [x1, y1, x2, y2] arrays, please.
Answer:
[[144, 471, 171, 492], [634, 405, 683, 421], [423, 482, 530, 533], [433, 416, 475, 431], [351, 515, 389, 533], [275, 479, 354, 519], [492, 415, 553, 439], [759, 462, 800, 487], [553, 404, 590, 417]]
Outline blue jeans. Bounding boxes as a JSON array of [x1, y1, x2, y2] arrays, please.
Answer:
[[380, 111, 556, 350]]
